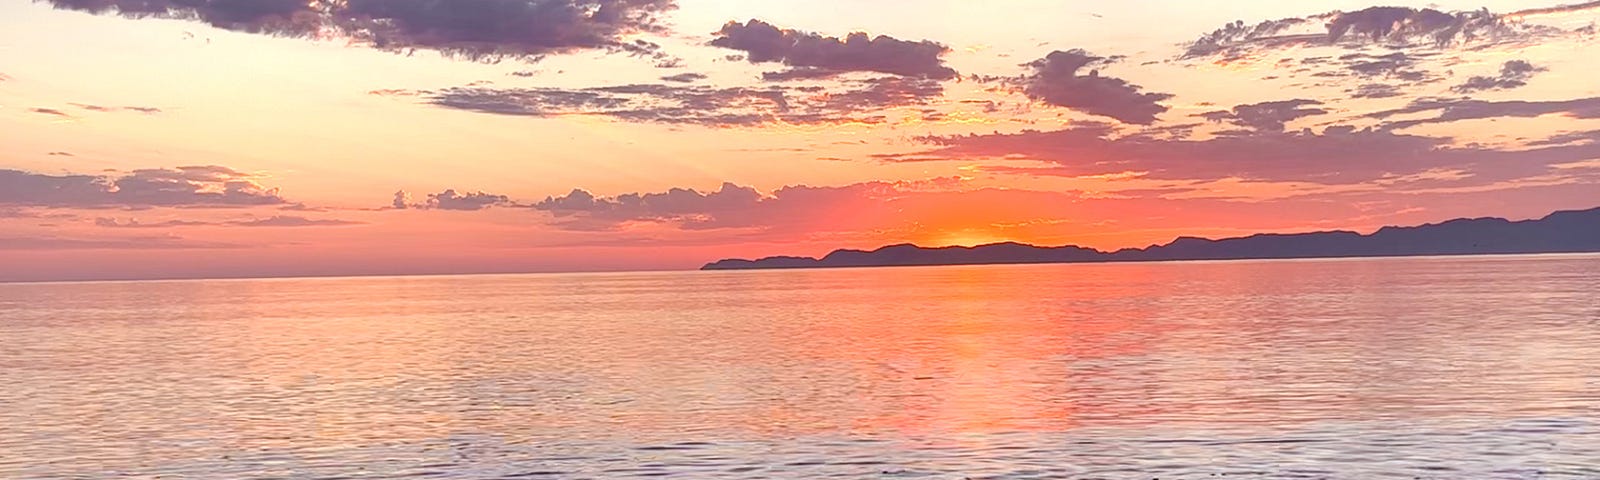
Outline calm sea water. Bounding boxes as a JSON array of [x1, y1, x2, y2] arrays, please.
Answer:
[[1, 254, 1598, 479]]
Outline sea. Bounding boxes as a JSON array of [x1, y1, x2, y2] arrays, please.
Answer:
[[1, 254, 1597, 479]]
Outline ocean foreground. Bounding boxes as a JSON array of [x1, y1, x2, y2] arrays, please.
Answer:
[[3, 254, 1597, 478]]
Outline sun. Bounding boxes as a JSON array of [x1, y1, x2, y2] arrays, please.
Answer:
[[930, 230, 1007, 247]]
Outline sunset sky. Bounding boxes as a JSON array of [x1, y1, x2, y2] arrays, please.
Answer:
[[3, 0, 1599, 281]]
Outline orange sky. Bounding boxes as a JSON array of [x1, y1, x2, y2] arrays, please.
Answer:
[[2, 0, 1599, 281]]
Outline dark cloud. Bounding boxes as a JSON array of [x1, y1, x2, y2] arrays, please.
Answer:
[[389, 189, 514, 211], [418, 76, 942, 126], [1339, 52, 1433, 80], [709, 19, 957, 80], [1453, 60, 1546, 93], [535, 182, 762, 229], [30, 108, 71, 117], [0, 166, 286, 208], [42, 0, 323, 34], [1369, 96, 1600, 130], [659, 72, 707, 83], [881, 123, 1600, 186], [1197, 99, 1327, 132], [1184, 3, 1592, 61], [43, 0, 678, 61], [999, 49, 1173, 125], [427, 87, 629, 116], [339, 0, 675, 60], [47, 151, 76, 157]]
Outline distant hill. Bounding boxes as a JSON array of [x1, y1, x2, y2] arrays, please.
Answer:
[[700, 206, 1600, 270]]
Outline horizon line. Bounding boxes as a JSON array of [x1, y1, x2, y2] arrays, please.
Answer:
[[5, 251, 1596, 286]]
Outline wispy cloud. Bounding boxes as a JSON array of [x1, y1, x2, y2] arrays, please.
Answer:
[[94, 215, 363, 228], [1, 166, 287, 208], [412, 76, 943, 127]]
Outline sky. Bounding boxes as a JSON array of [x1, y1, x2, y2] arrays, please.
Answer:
[[2, 0, 1599, 282]]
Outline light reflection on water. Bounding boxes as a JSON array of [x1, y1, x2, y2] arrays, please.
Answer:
[[1, 254, 1598, 478]]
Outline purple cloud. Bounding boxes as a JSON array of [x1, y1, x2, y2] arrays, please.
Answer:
[[417, 76, 942, 126], [390, 189, 514, 211], [1197, 99, 1327, 132], [0, 166, 286, 208], [1184, 3, 1594, 61], [42, 0, 678, 61], [659, 72, 707, 83], [881, 123, 1600, 186], [709, 19, 957, 80], [1453, 60, 1546, 93], [30, 108, 71, 117], [1369, 97, 1600, 130], [1000, 49, 1173, 125]]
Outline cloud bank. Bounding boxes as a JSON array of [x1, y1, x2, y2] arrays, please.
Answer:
[[42, 0, 678, 60], [710, 19, 957, 80], [0, 166, 286, 208]]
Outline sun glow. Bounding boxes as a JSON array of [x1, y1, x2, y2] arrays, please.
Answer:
[[930, 231, 1007, 247]]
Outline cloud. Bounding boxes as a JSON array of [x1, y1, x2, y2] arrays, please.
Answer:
[[709, 19, 957, 80], [426, 189, 513, 210], [0, 166, 286, 208], [534, 182, 761, 229], [1184, 3, 1594, 61], [95, 218, 211, 228], [881, 123, 1600, 186], [1197, 99, 1327, 132], [659, 72, 707, 83], [418, 76, 942, 126], [390, 189, 513, 210], [997, 49, 1173, 125], [67, 103, 164, 114], [1338, 52, 1435, 81], [1368, 96, 1600, 130], [1349, 83, 1405, 99], [47, 151, 76, 157], [1453, 60, 1547, 93], [31, 108, 71, 117], [42, 0, 678, 61], [95, 215, 363, 228]]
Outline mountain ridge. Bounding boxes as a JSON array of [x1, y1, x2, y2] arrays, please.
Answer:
[[700, 206, 1600, 270]]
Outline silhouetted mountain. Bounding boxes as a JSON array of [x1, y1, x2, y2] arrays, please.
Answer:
[[701, 206, 1600, 270]]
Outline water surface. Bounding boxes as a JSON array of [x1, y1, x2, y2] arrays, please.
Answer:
[[2, 254, 1598, 478]]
